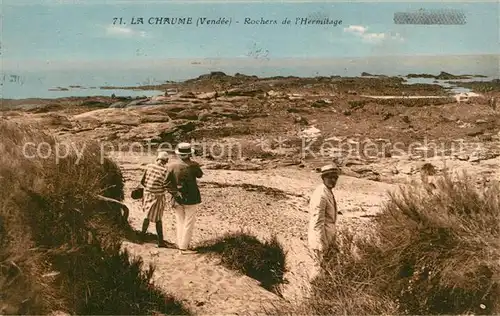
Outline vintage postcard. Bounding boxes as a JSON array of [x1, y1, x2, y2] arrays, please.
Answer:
[[1, 0, 499, 315]]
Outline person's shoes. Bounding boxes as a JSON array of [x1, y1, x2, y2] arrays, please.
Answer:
[[158, 241, 168, 248], [135, 232, 146, 244], [179, 249, 197, 255]]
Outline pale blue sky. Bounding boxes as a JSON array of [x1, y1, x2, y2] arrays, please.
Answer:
[[2, 0, 499, 69]]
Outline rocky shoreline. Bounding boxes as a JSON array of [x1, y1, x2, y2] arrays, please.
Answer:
[[1, 72, 499, 314], [1, 72, 499, 185]]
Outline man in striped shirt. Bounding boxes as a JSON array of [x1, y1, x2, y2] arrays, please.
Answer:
[[139, 151, 180, 247]]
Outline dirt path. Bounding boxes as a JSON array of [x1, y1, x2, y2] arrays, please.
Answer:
[[112, 153, 398, 314], [113, 148, 499, 314]]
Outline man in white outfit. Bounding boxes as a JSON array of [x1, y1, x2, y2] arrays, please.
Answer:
[[167, 142, 203, 255], [307, 163, 340, 279]]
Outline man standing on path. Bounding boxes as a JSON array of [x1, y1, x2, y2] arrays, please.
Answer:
[[168, 142, 203, 255], [140, 151, 179, 248], [307, 163, 340, 279]]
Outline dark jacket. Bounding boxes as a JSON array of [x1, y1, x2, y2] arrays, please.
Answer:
[[167, 158, 203, 205]]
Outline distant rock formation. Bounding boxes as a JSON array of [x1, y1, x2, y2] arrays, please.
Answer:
[[48, 87, 69, 91], [407, 73, 438, 79], [195, 71, 228, 80], [407, 72, 472, 80], [435, 71, 469, 80]]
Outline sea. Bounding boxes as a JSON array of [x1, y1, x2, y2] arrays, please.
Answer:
[[1, 57, 498, 100]]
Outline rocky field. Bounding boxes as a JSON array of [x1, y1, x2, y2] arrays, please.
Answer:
[[2, 73, 500, 314], [2, 73, 499, 181]]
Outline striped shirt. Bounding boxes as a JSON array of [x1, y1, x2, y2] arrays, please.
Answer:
[[141, 163, 177, 194]]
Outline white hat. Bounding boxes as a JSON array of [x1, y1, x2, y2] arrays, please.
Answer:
[[320, 163, 340, 175], [157, 151, 169, 161], [174, 142, 195, 156]]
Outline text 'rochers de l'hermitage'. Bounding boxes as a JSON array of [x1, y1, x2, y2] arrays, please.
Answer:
[[112, 16, 342, 27]]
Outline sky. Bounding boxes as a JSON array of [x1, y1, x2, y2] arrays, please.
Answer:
[[2, 0, 499, 71]]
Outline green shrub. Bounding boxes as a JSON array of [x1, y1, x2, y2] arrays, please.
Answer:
[[348, 100, 368, 109], [305, 230, 398, 315], [196, 232, 287, 294], [378, 173, 500, 314], [284, 173, 499, 315], [0, 120, 190, 315], [52, 242, 190, 315]]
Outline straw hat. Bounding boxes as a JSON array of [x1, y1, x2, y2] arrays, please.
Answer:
[[320, 163, 340, 175], [174, 142, 195, 157]]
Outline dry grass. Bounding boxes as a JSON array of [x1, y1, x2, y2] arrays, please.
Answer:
[[378, 173, 500, 314], [0, 120, 190, 315], [275, 229, 397, 316], [278, 173, 500, 315], [195, 231, 287, 295]]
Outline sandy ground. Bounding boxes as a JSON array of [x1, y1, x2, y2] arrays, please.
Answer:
[[113, 152, 401, 314], [112, 149, 500, 314]]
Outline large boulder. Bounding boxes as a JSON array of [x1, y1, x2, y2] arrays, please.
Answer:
[[225, 88, 264, 97], [124, 99, 149, 107], [266, 90, 284, 98], [151, 95, 169, 102], [73, 108, 142, 126], [178, 91, 197, 99], [109, 101, 127, 108], [123, 120, 196, 143], [217, 96, 252, 102], [348, 165, 381, 181], [139, 114, 171, 123], [209, 101, 234, 108], [196, 91, 218, 100], [139, 104, 190, 113], [15, 113, 73, 129], [176, 109, 199, 120], [141, 100, 168, 106], [197, 109, 211, 121], [210, 107, 245, 120]]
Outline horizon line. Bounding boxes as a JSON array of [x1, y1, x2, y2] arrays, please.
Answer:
[[5, 0, 499, 5], [3, 53, 498, 63]]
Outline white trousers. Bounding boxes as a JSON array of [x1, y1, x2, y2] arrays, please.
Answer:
[[308, 248, 323, 281], [173, 204, 199, 250]]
